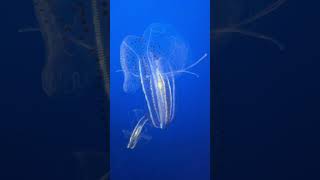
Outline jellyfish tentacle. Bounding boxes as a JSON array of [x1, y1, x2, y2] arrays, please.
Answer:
[[215, 29, 284, 50], [231, 0, 287, 28], [166, 70, 175, 122], [164, 53, 207, 77], [213, 0, 286, 50], [138, 59, 157, 126], [174, 70, 200, 78], [118, 68, 201, 78], [183, 53, 208, 71]]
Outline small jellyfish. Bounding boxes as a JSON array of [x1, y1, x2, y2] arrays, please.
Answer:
[[124, 115, 151, 149], [120, 23, 207, 149]]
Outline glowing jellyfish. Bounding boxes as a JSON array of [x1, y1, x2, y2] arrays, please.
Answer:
[[120, 23, 207, 149]]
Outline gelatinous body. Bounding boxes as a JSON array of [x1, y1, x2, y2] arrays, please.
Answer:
[[138, 58, 175, 129], [120, 23, 207, 149]]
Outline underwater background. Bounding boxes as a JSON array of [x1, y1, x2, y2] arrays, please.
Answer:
[[0, 0, 320, 180], [110, 0, 210, 180]]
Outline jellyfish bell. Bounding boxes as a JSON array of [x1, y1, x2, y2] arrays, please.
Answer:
[[120, 23, 205, 92], [143, 23, 190, 73]]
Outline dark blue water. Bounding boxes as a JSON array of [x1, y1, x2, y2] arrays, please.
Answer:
[[213, 1, 320, 180], [110, 0, 210, 179], [0, 1, 108, 179]]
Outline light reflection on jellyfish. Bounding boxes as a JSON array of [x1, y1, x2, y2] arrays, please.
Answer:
[[120, 23, 207, 149]]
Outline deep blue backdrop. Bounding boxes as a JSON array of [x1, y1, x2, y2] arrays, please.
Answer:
[[212, 1, 320, 180], [0, 1, 107, 179]]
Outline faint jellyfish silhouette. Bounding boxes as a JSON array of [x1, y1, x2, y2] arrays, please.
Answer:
[[120, 23, 207, 149], [212, 0, 286, 50], [29, 0, 105, 96]]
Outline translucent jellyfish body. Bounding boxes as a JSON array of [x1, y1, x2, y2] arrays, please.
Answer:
[[120, 23, 207, 149]]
